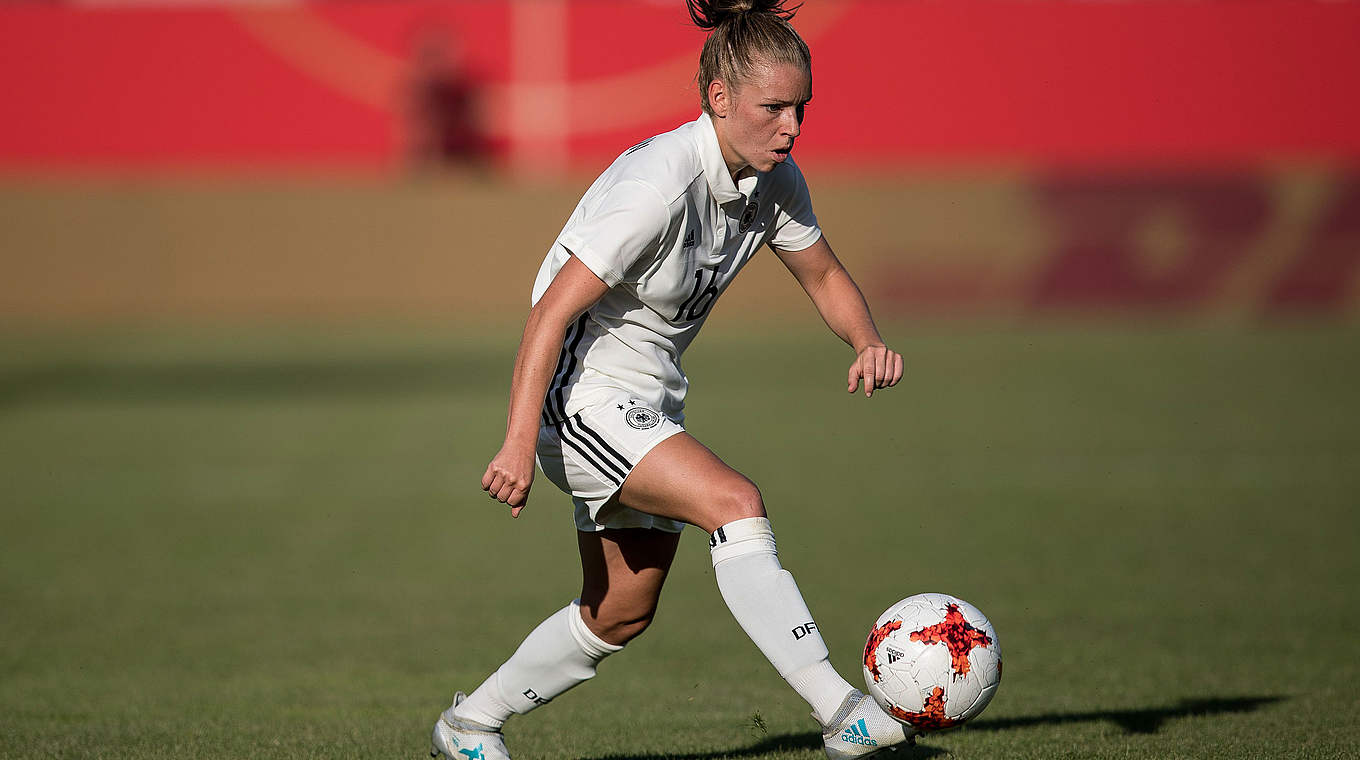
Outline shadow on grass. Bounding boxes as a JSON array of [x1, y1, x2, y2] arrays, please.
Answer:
[[578, 731, 948, 760], [578, 696, 1284, 760], [967, 695, 1286, 735]]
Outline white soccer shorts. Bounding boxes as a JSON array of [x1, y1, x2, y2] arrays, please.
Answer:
[[536, 390, 685, 533]]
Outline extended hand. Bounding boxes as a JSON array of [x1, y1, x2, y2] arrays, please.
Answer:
[[847, 344, 904, 398], [482, 444, 536, 517]]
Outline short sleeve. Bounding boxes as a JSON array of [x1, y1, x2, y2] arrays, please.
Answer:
[[557, 180, 670, 287], [767, 158, 822, 252]]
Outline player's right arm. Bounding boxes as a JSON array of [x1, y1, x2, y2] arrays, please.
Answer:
[[482, 256, 610, 517]]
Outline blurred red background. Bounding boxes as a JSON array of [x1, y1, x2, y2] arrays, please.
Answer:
[[3, 0, 1357, 172]]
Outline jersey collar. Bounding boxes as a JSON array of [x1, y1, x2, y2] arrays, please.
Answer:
[[695, 113, 754, 205]]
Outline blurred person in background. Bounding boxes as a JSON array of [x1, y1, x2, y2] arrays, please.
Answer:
[[432, 2, 906, 758], [406, 27, 487, 172]]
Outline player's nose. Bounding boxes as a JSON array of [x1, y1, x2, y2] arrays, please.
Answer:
[[781, 109, 801, 138]]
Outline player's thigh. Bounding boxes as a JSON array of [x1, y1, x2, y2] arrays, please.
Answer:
[[578, 528, 681, 638], [615, 432, 765, 534]]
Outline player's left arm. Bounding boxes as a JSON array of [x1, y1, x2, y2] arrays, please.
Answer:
[[774, 234, 903, 397]]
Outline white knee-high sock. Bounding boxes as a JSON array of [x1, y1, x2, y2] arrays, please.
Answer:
[[452, 600, 622, 729], [710, 517, 856, 726]]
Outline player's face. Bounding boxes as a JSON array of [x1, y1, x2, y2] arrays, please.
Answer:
[[709, 58, 811, 176]]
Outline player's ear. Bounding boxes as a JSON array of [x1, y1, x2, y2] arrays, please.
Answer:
[[708, 78, 730, 118]]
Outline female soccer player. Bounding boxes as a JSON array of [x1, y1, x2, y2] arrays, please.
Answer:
[[433, 2, 908, 758]]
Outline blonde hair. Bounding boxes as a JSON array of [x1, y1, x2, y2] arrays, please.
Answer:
[[688, 0, 811, 115]]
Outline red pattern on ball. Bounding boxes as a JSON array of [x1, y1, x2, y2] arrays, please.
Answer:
[[908, 603, 993, 678], [862, 619, 902, 683], [887, 686, 962, 732]]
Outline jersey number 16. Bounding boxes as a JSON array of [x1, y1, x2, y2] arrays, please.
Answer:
[[674, 266, 720, 322]]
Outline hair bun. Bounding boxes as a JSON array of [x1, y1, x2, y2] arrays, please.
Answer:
[[687, 0, 800, 30]]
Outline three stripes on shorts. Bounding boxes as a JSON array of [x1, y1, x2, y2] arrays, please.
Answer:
[[555, 413, 633, 487], [542, 313, 635, 486]]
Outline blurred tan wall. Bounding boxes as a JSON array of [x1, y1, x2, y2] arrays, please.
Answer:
[[2, 171, 1356, 324], [1, 175, 1025, 323]]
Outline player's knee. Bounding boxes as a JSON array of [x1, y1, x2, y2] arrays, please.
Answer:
[[711, 478, 765, 526], [594, 607, 657, 646]]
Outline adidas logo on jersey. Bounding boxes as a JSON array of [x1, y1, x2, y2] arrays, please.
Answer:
[[682, 229, 696, 249], [842, 718, 878, 746]]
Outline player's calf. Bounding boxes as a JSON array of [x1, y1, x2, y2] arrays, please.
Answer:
[[709, 516, 858, 725], [448, 601, 623, 731]]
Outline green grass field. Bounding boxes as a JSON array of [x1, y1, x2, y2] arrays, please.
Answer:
[[2, 323, 1357, 759]]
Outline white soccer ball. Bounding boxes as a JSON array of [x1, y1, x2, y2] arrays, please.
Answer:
[[861, 593, 1002, 733]]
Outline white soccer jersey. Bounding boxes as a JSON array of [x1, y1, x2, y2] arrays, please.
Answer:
[[533, 113, 822, 423]]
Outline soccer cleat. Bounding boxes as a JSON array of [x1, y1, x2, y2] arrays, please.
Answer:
[[430, 692, 512, 760], [822, 690, 916, 760]]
